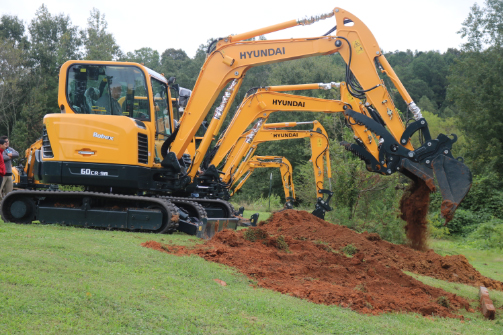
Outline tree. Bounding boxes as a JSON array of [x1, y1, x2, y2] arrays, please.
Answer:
[[160, 48, 199, 89], [82, 8, 121, 61], [124, 47, 161, 71], [448, 0, 503, 176], [28, 4, 82, 75], [0, 15, 29, 48], [10, 77, 50, 153], [0, 15, 30, 138], [385, 50, 455, 117], [0, 38, 26, 137], [458, 0, 503, 51]]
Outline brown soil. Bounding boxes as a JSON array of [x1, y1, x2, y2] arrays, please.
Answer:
[[400, 177, 430, 251], [141, 210, 503, 318]]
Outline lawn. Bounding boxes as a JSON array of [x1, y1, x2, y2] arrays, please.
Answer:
[[0, 221, 502, 334]]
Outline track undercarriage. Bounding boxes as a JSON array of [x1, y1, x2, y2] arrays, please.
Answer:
[[1, 190, 238, 239]]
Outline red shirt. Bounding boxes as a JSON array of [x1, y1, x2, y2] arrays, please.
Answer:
[[0, 148, 5, 177]]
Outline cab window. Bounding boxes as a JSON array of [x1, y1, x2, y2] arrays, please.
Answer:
[[152, 78, 171, 135], [67, 64, 150, 120]]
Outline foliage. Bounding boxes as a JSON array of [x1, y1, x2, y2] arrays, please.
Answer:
[[28, 4, 82, 75], [340, 244, 358, 256], [0, 15, 29, 47], [467, 218, 503, 250], [276, 235, 289, 252], [243, 228, 269, 242], [427, 212, 450, 239], [0, 38, 26, 137], [81, 8, 121, 61], [448, 0, 503, 176], [458, 0, 503, 51], [385, 49, 459, 117], [123, 47, 160, 71], [443, 209, 487, 237], [250, 194, 283, 212], [58, 185, 85, 191], [448, 48, 503, 176], [459, 173, 503, 217]]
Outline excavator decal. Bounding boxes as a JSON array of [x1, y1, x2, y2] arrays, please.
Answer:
[[272, 133, 299, 138], [239, 47, 286, 59], [272, 100, 306, 107]]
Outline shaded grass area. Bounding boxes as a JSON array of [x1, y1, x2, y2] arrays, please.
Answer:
[[0, 222, 501, 334]]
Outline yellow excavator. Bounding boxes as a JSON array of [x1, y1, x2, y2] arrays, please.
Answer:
[[2, 7, 472, 237], [225, 120, 333, 217], [231, 156, 296, 207]]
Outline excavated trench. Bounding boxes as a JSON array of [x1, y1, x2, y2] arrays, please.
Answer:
[[142, 210, 502, 318]]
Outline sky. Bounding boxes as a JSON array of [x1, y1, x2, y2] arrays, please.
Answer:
[[1, 0, 482, 58]]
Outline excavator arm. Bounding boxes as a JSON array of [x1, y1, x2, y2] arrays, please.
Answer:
[[227, 121, 333, 215], [231, 156, 295, 204], [225, 121, 331, 193], [166, 7, 471, 220], [208, 84, 363, 180], [170, 8, 402, 165], [209, 87, 348, 170]]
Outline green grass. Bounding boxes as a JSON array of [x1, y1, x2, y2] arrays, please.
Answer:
[[406, 271, 503, 317], [0, 222, 502, 334], [242, 209, 271, 223]]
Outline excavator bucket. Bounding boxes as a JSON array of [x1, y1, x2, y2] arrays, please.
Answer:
[[401, 155, 472, 223], [432, 155, 472, 222], [342, 109, 472, 223]]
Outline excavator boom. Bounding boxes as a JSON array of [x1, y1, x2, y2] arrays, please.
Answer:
[[164, 7, 471, 219]]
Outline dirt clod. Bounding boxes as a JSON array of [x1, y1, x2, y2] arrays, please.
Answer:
[[142, 210, 503, 318]]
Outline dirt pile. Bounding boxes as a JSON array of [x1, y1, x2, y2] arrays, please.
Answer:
[[142, 210, 500, 318], [400, 177, 431, 251], [260, 210, 502, 290]]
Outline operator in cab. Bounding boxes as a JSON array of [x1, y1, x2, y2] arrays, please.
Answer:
[[97, 81, 123, 115]]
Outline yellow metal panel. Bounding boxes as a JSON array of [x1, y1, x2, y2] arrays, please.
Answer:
[[44, 114, 150, 166]]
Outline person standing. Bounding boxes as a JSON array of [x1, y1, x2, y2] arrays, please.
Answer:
[[0, 139, 7, 198], [0, 136, 19, 197]]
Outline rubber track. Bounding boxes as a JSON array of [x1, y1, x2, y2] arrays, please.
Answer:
[[1, 190, 179, 234], [161, 196, 234, 218]]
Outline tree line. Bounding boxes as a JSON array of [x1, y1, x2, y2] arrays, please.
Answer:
[[1, 1, 503, 244]]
